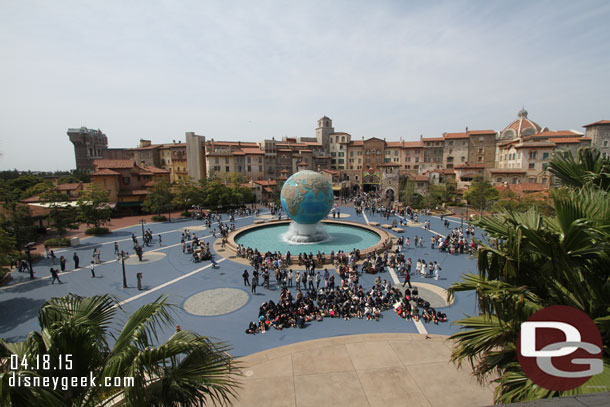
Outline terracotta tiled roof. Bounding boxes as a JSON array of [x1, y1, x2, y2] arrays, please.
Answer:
[[143, 165, 170, 174], [297, 161, 308, 166], [495, 183, 549, 197], [300, 149, 312, 153], [548, 137, 591, 144], [454, 164, 486, 169], [92, 168, 121, 176], [414, 175, 429, 181], [349, 140, 363, 146], [263, 187, 273, 193], [443, 132, 467, 139], [241, 148, 265, 155], [583, 120, 610, 127], [515, 141, 555, 149], [386, 141, 403, 147], [93, 159, 134, 169], [523, 130, 581, 140], [422, 137, 444, 142], [233, 151, 246, 155], [57, 183, 83, 190], [402, 141, 423, 148], [467, 130, 496, 135], [253, 180, 277, 186], [322, 169, 340, 175]]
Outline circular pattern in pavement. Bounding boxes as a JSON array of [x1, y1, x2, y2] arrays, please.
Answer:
[[184, 288, 249, 316], [124, 252, 166, 265]]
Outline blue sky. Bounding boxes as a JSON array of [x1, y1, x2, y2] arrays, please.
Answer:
[[1, 0, 609, 171]]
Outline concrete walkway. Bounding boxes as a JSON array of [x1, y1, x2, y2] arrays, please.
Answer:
[[232, 333, 494, 407]]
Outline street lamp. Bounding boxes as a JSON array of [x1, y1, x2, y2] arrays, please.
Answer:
[[466, 203, 469, 226], [119, 250, 129, 288], [139, 219, 146, 240], [24, 242, 36, 280]]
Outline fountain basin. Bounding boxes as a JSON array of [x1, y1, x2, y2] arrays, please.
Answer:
[[224, 220, 392, 264]]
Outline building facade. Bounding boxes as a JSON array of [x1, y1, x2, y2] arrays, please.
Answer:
[[67, 127, 109, 171]]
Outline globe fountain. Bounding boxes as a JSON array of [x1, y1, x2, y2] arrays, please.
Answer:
[[280, 170, 334, 243], [226, 170, 392, 263]]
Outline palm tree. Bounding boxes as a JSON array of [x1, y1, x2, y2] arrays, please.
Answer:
[[0, 294, 240, 406], [448, 147, 610, 404]]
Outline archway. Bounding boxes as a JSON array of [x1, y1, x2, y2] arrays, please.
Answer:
[[385, 188, 395, 201]]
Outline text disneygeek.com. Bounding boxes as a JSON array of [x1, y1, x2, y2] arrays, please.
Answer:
[[8, 372, 135, 391]]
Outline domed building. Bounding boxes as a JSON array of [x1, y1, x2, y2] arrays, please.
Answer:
[[499, 108, 547, 140]]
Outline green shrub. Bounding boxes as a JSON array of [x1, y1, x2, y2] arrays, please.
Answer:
[[17, 252, 42, 263], [180, 210, 190, 217], [85, 227, 109, 235], [44, 237, 70, 247], [151, 215, 167, 222]]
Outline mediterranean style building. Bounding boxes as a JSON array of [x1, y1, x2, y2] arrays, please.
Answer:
[[68, 109, 606, 203]]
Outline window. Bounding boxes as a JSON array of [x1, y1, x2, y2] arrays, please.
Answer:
[[543, 152, 549, 159], [247, 166, 251, 172], [529, 177, 535, 183], [528, 163, 535, 169], [414, 165, 419, 170], [338, 152, 345, 157], [461, 156, 466, 162], [215, 157, 219, 164], [247, 157, 251, 163], [225, 157, 229, 164], [478, 148, 484, 154], [603, 140, 609, 147], [477, 156, 483, 162], [405, 165, 411, 169], [415, 157, 419, 163], [225, 166, 230, 172], [512, 178, 518, 184], [529, 151, 537, 159], [497, 177, 502, 182], [350, 151, 354, 157], [449, 141, 454, 146]]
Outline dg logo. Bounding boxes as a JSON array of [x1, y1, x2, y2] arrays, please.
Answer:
[[517, 305, 603, 391]]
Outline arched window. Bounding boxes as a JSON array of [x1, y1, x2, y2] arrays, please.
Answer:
[[325, 121, 329, 127], [341, 136, 345, 143]]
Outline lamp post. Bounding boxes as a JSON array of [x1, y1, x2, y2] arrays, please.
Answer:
[[24, 242, 36, 280], [139, 219, 146, 240], [120, 250, 129, 288], [466, 203, 469, 226]]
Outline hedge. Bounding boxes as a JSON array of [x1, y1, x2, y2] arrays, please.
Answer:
[[44, 237, 70, 247], [85, 227, 110, 235], [151, 215, 167, 222]]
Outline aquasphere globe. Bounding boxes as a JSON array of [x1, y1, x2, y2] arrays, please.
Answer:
[[280, 170, 334, 224]]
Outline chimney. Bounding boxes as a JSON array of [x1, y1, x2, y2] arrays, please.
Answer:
[[465, 126, 469, 133]]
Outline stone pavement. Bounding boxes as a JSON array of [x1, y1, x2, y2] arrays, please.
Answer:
[[232, 333, 494, 407]]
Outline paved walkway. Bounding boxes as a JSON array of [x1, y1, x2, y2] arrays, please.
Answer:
[[233, 333, 494, 407]]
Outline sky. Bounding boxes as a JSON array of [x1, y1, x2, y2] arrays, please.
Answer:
[[1, 0, 609, 171]]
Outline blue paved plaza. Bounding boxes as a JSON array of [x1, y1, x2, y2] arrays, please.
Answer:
[[0, 207, 484, 357]]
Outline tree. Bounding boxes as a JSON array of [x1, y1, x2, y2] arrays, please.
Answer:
[[463, 176, 499, 214], [399, 178, 416, 205], [40, 187, 79, 237], [0, 227, 18, 272], [142, 179, 174, 217], [0, 294, 241, 406], [548, 147, 610, 191], [172, 179, 201, 211], [77, 184, 112, 228], [447, 150, 610, 404]]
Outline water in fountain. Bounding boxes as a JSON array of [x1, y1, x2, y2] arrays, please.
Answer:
[[282, 222, 329, 244]]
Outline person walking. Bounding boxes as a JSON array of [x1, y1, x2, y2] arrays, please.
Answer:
[[296, 271, 301, 290], [50, 250, 56, 265], [89, 261, 96, 278], [158, 234, 162, 246], [288, 269, 293, 287], [315, 271, 321, 290], [50, 268, 62, 284], [403, 270, 412, 288], [59, 256, 66, 272], [114, 242, 119, 255], [251, 275, 257, 294], [242, 269, 250, 286], [73, 253, 80, 269]]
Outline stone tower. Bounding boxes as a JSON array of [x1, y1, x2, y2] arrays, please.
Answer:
[[67, 127, 108, 171], [315, 116, 334, 153]]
